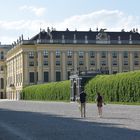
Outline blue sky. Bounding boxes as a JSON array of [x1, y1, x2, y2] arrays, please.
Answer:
[[0, 0, 140, 44]]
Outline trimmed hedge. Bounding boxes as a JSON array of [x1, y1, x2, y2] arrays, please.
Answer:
[[22, 71, 140, 103], [85, 71, 140, 102], [21, 80, 70, 101]]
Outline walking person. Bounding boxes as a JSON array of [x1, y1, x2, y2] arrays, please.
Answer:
[[79, 90, 86, 118], [96, 92, 104, 118]]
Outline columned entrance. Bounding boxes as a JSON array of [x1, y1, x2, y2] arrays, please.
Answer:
[[70, 70, 103, 101]]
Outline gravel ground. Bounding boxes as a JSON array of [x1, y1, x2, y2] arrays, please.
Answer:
[[0, 100, 140, 140]]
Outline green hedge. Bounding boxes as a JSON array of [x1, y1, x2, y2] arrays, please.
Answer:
[[21, 80, 70, 101], [22, 71, 140, 103], [85, 71, 140, 102]]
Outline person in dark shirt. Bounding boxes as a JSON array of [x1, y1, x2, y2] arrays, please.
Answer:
[[96, 92, 104, 118], [79, 90, 86, 118]]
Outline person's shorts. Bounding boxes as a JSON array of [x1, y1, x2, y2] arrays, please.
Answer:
[[97, 102, 102, 107]]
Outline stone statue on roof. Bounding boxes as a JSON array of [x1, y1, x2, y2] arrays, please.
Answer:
[[99, 28, 107, 32], [96, 28, 108, 41]]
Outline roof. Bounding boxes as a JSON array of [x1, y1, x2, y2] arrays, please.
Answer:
[[0, 44, 12, 49], [30, 29, 140, 41], [20, 29, 139, 45]]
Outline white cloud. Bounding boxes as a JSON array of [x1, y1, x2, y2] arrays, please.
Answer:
[[19, 5, 46, 17], [54, 9, 140, 31], [0, 9, 140, 44]]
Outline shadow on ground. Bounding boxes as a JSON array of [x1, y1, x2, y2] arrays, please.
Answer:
[[0, 108, 140, 140]]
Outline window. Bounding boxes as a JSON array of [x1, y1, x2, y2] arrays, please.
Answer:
[[44, 72, 49, 82], [1, 66, 4, 71], [29, 72, 34, 83], [134, 52, 139, 58], [56, 71, 61, 81], [29, 61, 34, 66], [101, 60, 106, 66], [67, 61, 72, 66], [123, 52, 128, 58], [90, 60, 95, 66], [79, 61, 84, 65], [134, 61, 139, 66], [67, 50, 72, 58], [79, 51, 84, 58], [56, 61, 60, 66], [36, 72, 38, 82], [0, 92, 4, 99], [90, 51, 95, 58], [44, 60, 48, 66], [112, 52, 117, 58], [112, 60, 117, 66], [56, 50, 61, 58], [0, 78, 4, 89], [29, 52, 34, 58], [0, 51, 4, 60], [101, 52, 106, 58], [43, 50, 48, 58], [124, 60, 128, 65], [67, 71, 71, 80]]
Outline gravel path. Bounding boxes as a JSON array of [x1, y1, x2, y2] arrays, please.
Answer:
[[0, 100, 140, 140]]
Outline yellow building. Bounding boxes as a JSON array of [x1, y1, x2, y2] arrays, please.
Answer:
[[0, 44, 11, 99], [4, 28, 140, 100]]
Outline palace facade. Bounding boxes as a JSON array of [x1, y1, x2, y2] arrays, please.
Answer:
[[1, 28, 140, 100]]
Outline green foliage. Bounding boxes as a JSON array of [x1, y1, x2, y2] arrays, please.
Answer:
[[21, 80, 70, 101], [85, 70, 140, 103], [21, 71, 140, 103]]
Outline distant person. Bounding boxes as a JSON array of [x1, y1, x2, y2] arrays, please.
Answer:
[[79, 90, 87, 118], [95, 92, 105, 118]]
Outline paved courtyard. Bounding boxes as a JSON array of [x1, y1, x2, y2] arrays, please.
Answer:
[[0, 100, 140, 140]]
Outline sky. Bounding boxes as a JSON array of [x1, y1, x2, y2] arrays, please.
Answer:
[[0, 0, 140, 44]]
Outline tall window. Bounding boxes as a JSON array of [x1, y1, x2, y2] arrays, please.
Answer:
[[29, 52, 34, 58], [67, 61, 72, 66], [67, 50, 72, 58], [29, 61, 34, 66], [44, 60, 48, 66], [134, 61, 139, 66], [123, 52, 128, 58], [44, 72, 49, 82], [67, 71, 71, 80], [43, 50, 48, 58], [101, 60, 106, 66], [101, 51, 106, 58], [1, 66, 4, 71], [124, 60, 128, 65], [134, 52, 139, 58], [0, 78, 4, 89], [56, 50, 61, 58], [29, 72, 34, 83], [112, 52, 117, 58], [56, 71, 61, 81], [79, 51, 84, 58], [90, 51, 95, 58], [0, 51, 4, 60], [79, 61, 84, 65], [56, 61, 60, 66], [112, 60, 117, 66], [90, 60, 95, 66]]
